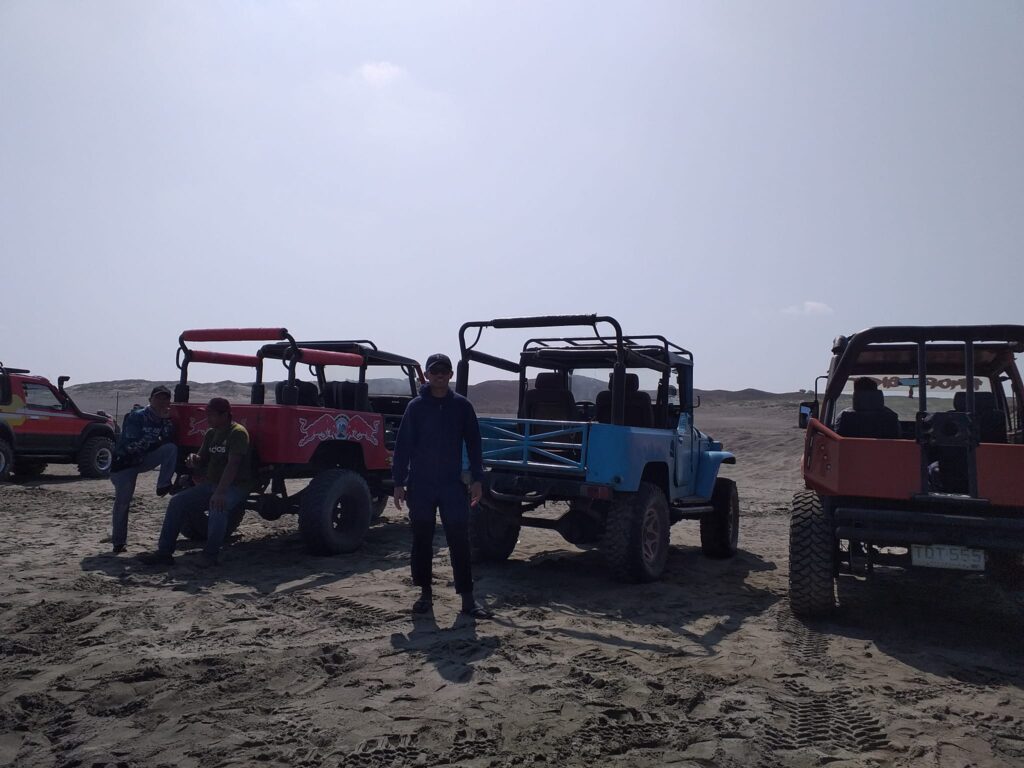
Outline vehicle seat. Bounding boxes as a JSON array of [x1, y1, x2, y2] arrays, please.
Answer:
[[324, 381, 370, 411], [954, 392, 1007, 443], [521, 372, 576, 420], [275, 380, 321, 407], [834, 389, 900, 439], [595, 374, 654, 427]]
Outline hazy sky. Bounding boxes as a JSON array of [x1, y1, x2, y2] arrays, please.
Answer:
[[2, 1, 1022, 392]]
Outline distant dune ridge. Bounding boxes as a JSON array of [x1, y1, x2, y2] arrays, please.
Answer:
[[65, 379, 805, 419]]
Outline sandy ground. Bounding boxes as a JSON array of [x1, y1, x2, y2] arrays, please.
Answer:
[[1, 403, 1023, 767]]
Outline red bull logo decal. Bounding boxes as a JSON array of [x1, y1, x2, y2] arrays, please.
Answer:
[[337, 414, 379, 447], [187, 415, 247, 438], [298, 413, 380, 448]]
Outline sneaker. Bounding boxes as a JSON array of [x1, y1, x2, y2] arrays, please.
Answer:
[[136, 551, 174, 566], [412, 594, 433, 614], [460, 601, 494, 620], [111, 544, 127, 555], [195, 553, 219, 569], [156, 484, 173, 497]]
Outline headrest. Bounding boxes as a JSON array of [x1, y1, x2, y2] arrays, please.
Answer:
[[605, 373, 642, 393], [534, 372, 563, 391], [852, 389, 884, 411], [954, 391, 996, 412]]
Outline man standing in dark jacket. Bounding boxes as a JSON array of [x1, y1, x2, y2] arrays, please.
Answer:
[[393, 353, 492, 618]]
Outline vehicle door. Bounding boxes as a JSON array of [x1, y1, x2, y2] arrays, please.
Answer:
[[672, 367, 694, 494], [17, 382, 82, 453]]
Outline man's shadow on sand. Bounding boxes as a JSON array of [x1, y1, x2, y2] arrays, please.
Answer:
[[388, 610, 500, 684]]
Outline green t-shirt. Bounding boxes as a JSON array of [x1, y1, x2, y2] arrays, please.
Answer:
[[199, 422, 253, 490]]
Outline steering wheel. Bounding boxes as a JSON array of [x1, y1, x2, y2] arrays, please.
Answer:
[[576, 401, 596, 420]]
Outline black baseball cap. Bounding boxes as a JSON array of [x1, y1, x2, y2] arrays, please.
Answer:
[[150, 385, 171, 398], [206, 397, 231, 415], [424, 353, 453, 373]]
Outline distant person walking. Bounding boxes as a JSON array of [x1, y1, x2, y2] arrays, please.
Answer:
[[137, 397, 252, 568], [108, 385, 177, 554], [393, 353, 493, 619]]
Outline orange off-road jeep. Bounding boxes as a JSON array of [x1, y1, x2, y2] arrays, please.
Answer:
[[789, 325, 1024, 617]]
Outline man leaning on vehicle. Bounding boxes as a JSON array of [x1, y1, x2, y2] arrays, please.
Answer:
[[107, 385, 177, 554]]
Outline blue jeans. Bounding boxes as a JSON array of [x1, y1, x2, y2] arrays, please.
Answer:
[[109, 443, 178, 548], [157, 483, 246, 558]]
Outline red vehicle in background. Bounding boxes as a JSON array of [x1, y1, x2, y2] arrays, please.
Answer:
[[168, 328, 423, 555], [0, 363, 116, 481]]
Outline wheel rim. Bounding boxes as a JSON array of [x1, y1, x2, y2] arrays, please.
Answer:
[[0, 453, 7, 475], [95, 447, 112, 472], [728, 497, 738, 546], [641, 506, 661, 564]]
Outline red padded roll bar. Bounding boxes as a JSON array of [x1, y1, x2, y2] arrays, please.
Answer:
[[291, 348, 363, 368], [186, 350, 262, 368], [181, 328, 289, 343]]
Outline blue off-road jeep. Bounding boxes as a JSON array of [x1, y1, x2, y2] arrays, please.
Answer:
[[455, 314, 739, 582]]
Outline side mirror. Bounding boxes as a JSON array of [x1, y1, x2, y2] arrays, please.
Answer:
[[798, 401, 819, 429]]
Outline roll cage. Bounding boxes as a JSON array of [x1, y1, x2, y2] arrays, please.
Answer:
[[817, 325, 1024, 428], [456, 314, 694, 425]]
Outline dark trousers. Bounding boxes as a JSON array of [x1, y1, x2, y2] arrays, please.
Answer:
[[408, 481, 474, 595]]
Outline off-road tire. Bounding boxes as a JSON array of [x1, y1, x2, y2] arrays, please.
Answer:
[[601, 482, 670, 583], [181, 506, 246, 542], [788, 490, 836, 617], [371, 494, 389, 521], [469, 497, 521, 562], [299, 469, 372, 555], [77, 436, 114, 478], [13, 460, 47, 478], [701, 477, 740, 558], [0, 439, 13, 482]]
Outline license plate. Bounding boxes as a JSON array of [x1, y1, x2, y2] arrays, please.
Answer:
[[911, 544, 985, 571]]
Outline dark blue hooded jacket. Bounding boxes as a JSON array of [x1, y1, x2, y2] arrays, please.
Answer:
[[392, 384, 484, 488]]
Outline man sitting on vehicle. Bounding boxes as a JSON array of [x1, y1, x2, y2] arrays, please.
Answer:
[[834, 377, 900, 439], [137, 397, 252, 568], [108, 385, 177, 554]]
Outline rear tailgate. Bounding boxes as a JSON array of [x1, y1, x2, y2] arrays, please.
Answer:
[[480, 417, 590, 475]]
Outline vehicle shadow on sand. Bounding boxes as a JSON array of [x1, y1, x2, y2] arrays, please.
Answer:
[[472, 541, 780, 658], [817, 569, 1024, 688], [79, 514, 414, 596]]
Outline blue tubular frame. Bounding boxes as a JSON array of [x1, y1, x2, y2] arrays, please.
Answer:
[[481, 418, 589, 474]]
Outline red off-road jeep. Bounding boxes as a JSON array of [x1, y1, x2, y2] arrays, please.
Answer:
[[789, 325, 1024, 617], [167, 329, 423, 554], [0, 363, 116, 481]]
